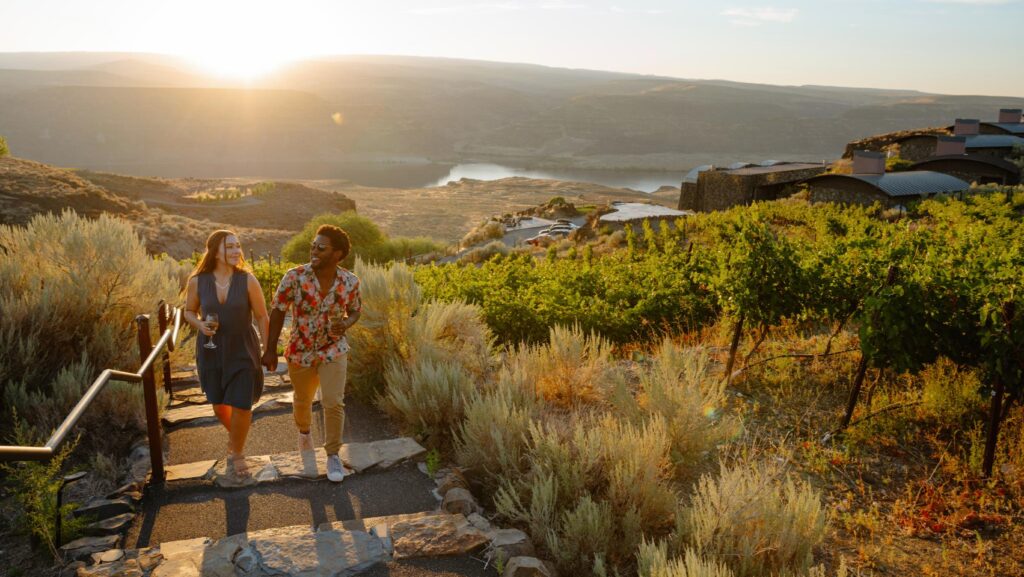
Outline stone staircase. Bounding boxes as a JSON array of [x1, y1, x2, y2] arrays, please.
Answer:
[[58, 366, 537, 577]]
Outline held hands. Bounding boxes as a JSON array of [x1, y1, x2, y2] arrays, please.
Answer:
[[261, 348, 279, 372]]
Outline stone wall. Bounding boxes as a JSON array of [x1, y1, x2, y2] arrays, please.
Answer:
[[807, 180, 900, 208], [698, 172, 749, 212], [679, 182, 699, 211], [896, 137, 937, 161], [694, 166, 826, 212]]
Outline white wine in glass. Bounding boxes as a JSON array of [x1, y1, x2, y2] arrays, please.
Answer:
[[204, 312, 219, 349]]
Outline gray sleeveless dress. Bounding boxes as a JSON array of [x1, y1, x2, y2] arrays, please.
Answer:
[[196, 271, 264, 410]]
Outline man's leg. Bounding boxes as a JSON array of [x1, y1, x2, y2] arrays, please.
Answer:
[[317, 354, 348, 456], [289, 363, 319, 437]]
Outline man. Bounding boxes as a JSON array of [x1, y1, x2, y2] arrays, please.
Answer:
[[262, 224, 361, 483]]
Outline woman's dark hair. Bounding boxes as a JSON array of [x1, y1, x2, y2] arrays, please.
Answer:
[[186, 230, 248, 286], [316, 224, 351, 260]]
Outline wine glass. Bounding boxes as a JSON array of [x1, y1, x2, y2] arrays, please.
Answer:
[[203, 313, 219, 349], [329, 307, 347, 338]]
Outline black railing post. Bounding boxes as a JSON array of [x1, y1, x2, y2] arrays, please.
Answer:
[[135, 315, 165, 483], [157, 302, 173, 399]]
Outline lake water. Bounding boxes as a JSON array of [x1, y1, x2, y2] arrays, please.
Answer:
[[77, 159, 685, 192], [426, 163, 684, 193]]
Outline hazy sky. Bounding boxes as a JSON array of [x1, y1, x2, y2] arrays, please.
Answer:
[[1, 0, 1021, 96]]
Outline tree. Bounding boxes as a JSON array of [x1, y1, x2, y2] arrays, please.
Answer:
[[281, 211, 387, 267]]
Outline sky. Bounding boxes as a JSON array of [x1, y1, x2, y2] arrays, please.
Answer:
[[1, 0, 1021, 96]]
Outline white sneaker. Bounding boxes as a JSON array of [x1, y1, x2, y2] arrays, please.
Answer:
[[297, 431, 315, 453], [327, 454, 345, 483]]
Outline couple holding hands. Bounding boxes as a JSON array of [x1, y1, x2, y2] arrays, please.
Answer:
[[182, 224, 361, 482]]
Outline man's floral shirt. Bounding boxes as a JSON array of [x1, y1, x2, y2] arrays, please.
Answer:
[[271, 264, 361, 367]]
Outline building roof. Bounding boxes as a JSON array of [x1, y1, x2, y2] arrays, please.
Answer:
[[911, 154, 1021, 175], [725, 162, 824, 176], [987, 123, 1024, 135], [682, 164, 713, 184], [806, 171, 969, 198], [599, 202, 692, 223], [965, 134, 1024, 149]]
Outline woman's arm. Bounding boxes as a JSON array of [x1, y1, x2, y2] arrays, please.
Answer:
[[248, 273, 270, 348], [184, 276, 215, 336]]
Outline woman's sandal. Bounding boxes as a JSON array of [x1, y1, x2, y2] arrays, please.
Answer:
[[226, 451, 252, 480]]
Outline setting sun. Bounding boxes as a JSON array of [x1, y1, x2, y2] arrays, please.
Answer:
[[185, 47, 293, 80]]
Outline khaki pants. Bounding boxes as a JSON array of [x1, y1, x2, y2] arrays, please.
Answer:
[[288, 355, 347, 455]]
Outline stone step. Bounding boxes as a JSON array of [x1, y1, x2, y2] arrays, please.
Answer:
[[167, 373, 292, 407], [162, 388, 309, 427], [83, 512, 493, 577], [164, 437, 426, 488]]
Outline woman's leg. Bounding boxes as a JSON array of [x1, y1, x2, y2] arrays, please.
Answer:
[[213, 404, 232, 430], [229, 407, 253, 457]]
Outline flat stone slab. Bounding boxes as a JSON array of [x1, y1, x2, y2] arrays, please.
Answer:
[[164, 438, 423, 488], [150, 526, 385, 577], [91, 513, 494, 577], [163, 390, 311, 426], [165, 459, 217, 482], [86, 513, 135, 536], [341, 437, 427, 473], [209, 455, 276, 488], [162, 403, 217, 426], [391, 513, 490, 560], [59, 534, 121, 561], [271, 448, 336, 479], [74, 497, 134, 520], [243, 525, 387, 577]]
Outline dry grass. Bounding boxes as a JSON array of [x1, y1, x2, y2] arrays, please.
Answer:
[[677, 460, 827, 577], [637, 340, 741, 477], [637, 542, 735, 577], [503, 324, 622, 406], [461, 219, 505, 248], [494, 413, 679, 574]]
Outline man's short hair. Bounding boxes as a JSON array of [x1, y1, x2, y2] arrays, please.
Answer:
[[316, 224, 351, 259]]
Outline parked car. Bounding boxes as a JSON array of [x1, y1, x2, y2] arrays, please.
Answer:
[[525, 225, 575, 245]]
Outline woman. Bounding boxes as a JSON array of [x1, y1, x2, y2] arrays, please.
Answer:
[[183, 230, 269, 479]]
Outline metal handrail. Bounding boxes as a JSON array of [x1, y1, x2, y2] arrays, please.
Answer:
[[0, 304, 183, 481]]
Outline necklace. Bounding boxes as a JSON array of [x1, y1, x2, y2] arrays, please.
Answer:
[[215, 276, 232, 290]]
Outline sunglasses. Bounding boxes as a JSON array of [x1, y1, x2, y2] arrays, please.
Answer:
[[310, 242, 333, 252]]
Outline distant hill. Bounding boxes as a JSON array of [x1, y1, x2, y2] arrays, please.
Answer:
[[2, 53, 1022, 177], [0, 155, 355, 258]]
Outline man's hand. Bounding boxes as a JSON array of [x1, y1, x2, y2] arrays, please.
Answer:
[[329, 318, 347, 339], [261, 348, 279, 373]]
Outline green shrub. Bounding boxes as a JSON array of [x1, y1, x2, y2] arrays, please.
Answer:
[[251, 257, 296, 305], [282, 211, 442, 267], [0, 417, 88, 558], [0, 135, 9, 157], [885, 156, 914, 172], [0, 211, 179, 448]]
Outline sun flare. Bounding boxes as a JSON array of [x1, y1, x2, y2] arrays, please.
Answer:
[[185, 47, 293, 80]]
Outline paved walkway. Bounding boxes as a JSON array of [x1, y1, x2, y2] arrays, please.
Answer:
[[102, 371, 497, 576]]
